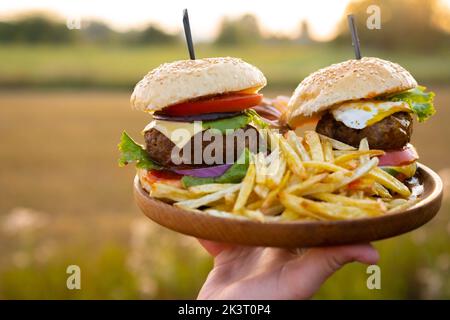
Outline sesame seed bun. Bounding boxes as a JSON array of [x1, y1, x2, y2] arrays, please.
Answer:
[[285, 57, 417, 127], [131, 57, 267, 112]]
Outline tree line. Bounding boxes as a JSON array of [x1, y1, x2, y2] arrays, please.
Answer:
[[0, 16, 179, 45]]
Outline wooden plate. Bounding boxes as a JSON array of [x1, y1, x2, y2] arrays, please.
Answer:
[[133, 163, 443, 248]]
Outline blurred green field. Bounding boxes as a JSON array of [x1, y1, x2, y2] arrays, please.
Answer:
[[0, 88, 449, 299], [0, 44, 449, 90]]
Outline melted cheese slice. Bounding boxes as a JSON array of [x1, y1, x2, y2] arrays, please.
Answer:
[[331, 100, 411, 129], [289, 113, 322, 127], [143, 119, 203, 148]]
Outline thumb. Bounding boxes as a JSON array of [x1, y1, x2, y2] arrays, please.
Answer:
[[197, 238, 235, 257], [281, 244, 379, 299]]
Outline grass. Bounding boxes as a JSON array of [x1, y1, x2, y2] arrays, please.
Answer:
[[0, 43, 449, 90], [0, 88, 449, 299], [0, 244, 140, 299]]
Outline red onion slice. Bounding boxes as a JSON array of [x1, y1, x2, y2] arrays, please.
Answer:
[[153, 112, 241, 122], [172, 164, 232, 178], [251, 104, 282, 120]]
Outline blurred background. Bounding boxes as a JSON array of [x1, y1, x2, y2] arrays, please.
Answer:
[[0, 0, 449, 299]]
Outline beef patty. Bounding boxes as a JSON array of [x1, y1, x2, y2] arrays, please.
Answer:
[[145, 125, 262, 168], [316, 112, 413, 150]]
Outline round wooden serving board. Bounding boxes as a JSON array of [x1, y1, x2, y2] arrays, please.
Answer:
[[134, 163, 443, 248]]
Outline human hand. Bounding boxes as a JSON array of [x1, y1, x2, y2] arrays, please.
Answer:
[[197, 240, 379, 300]]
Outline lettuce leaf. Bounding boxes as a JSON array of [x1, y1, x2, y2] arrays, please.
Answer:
[[181, 148, 250, 187], [118, 131, 161, 170], [202, 113, 252, 134], [245, 109, 269, 129], [201, 109, 268, 134], [387, 86, 435, 122]]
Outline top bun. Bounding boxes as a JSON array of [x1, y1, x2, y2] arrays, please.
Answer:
[[131, 57, 267, 112], [285, 57, 417, 127]]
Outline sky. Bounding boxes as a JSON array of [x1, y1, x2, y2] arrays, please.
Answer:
[[1, 0, 450, 41], [0, 0, 351, 41]]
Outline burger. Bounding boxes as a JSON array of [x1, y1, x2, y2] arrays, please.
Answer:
[[118, 57, 270, 192], [283, 57, 435, 182]]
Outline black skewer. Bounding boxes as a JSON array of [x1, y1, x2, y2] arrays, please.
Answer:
[[183, 9, 195, 60], [347, 14, 362, 60]]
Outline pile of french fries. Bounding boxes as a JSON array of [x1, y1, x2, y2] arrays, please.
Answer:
[[148, 130, 419, 222]]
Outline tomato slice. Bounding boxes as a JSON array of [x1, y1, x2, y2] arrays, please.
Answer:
[[146, 170, 182, 187], [161, 93, 263, 116], [377, 144, 419, 166]]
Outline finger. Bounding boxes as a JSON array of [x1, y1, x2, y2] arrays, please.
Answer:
[[197, 239, 235, 257], [281, 243, 379, 299]]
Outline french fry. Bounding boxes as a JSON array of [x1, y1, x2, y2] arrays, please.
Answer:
[[303, 161, 347, 172], [175, 184, 241, 209], [233, 163, 256, 212], [280, 209, 318, 221], [386, 198, 408, 208], [318, 134, 357, 151], [189, 183, 238, 195], [301, 197, 370, 220], [303, 158, 378, 195], [305, 131, 324, 161], [286, 131, 311, 161], [266, 152, 286, 188], [285, 173, 328, 194], [254, 184, 270, 198], [279, 137, 306, 178], [311, 193, 386, 215], [263, 215, 284, 222], [205, 209, 247, 220], [271, 96, 290, 111], [387, 198, 419, 214], [262, 171, 291, 209], [333, 150, 384, 165], [287, 174, 302, 187], [344, 177, 376, 191], [359, 138, 370, 164], [242, 209, 265, 221], [368, 167, 411, 197], [265, 147, 280, 165], [323, 171, 347, 183], [280, 209, 301, 221], [254, 152, 267, 185], [337, 157, 379, 189], [279, 193, 324, 220], [267, 131, 282, 153], [301, 183, 339, 196], [283, 193, 369, 220], [333, 150, 356, 157], [151, 183, 195, 202], [373, 182, 392, 199], [322, 139, 334, 162], [341, 159, 360, 170]]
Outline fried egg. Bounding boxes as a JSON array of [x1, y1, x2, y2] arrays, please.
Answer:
[[331, 100, 411, 129]]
